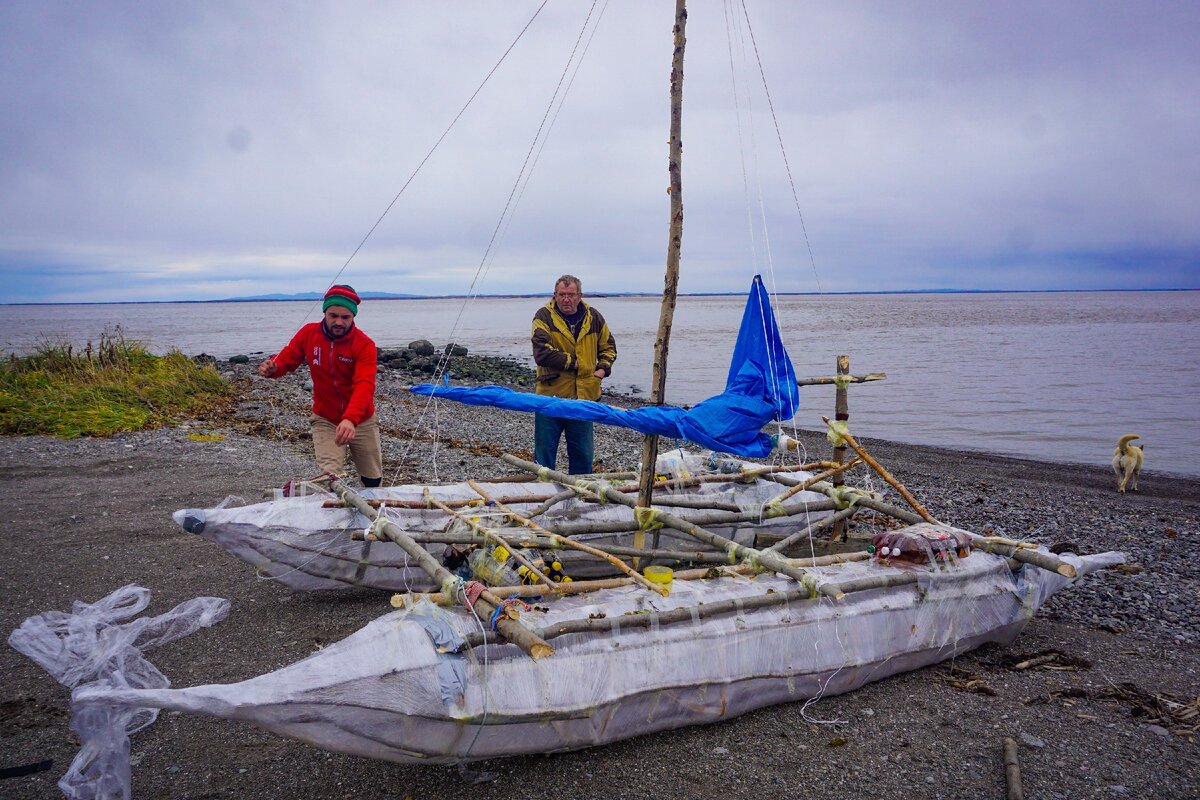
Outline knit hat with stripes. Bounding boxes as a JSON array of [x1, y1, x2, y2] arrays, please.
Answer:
[[322, 285, 361, 316]]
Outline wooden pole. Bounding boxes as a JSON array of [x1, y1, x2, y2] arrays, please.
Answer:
[[330, 479, 554, 660], [821, 415, 938, 524], [830, 355, 851, 541], [635, 0, 688, 562], [467, 480, 667, 596], [1002, 737, 1024, 800], [504, 454, 845, 601]]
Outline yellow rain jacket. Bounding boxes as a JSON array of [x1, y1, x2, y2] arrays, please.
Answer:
[[531, 300, 617, 401]]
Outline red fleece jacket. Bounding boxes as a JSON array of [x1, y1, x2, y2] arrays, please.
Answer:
[[269, 322, 377, 425]]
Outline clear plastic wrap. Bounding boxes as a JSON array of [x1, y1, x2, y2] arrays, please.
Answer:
[[174, 451, 832, 592], [45, 548, 1122, 774], [8, 585, 229, 800]]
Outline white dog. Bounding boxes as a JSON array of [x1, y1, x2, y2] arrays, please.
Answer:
[[1112, 434, 1144, 493]]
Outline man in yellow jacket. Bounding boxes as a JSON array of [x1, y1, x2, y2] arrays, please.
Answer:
[[531, 274, 617, 473]]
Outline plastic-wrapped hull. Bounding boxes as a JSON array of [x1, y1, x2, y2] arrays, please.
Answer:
[[76, 550, 1121, 764], [174, 477, 829, 592]]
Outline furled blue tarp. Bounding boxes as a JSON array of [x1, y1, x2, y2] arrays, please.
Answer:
[[410, 275, 798, 458]]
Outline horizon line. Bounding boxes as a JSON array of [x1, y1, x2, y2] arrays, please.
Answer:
[[3, 286, 1198, 307]]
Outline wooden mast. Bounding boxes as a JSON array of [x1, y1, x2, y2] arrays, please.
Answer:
[[634, 0, 687, 562]]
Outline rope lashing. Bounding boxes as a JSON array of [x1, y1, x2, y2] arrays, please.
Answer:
[[739, 547, 763, 571], [634, 506, 664, 531], [770, 433, 798, 454], [536, 467, 551, 482], [577, 480, 609, 503], [762, 497, 790, 518], [488, 598, 531, 632], [364, 504, 390, 540], [441, 575, 465, 603], [826, 420, 850, 448], [726, 541, 742, 564], [832, 374, 854, 390], [829, 485, 873, 511], [462, 580, 487, 612]]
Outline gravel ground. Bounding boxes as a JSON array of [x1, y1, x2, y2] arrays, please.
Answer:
[[1, 360, 1197, 799]]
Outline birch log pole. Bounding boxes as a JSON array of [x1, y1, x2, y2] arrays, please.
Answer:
[[331, 480, 554, 659], [504, 455, 844, 601], [831, 355, 851, 541], [635, 0, 688, 565]]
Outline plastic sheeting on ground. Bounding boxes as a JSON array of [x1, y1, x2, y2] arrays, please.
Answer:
[[7, 585, 229, 800]]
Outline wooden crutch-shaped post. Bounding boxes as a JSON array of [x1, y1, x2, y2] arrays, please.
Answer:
[[796, 356, 886, 540]]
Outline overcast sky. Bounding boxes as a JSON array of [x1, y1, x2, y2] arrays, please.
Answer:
[[2, 0, 1197, 303]]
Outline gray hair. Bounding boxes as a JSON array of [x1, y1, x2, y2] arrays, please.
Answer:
[[554, 274, 582, 293]]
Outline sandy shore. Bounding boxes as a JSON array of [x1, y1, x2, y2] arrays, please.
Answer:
[[2, 364, 1197, 799]]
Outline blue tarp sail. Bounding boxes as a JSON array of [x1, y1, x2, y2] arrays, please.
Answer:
[[410, 275, 799, 458]]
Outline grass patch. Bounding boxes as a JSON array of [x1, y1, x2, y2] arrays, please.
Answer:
[[0, 328, 233, 438]]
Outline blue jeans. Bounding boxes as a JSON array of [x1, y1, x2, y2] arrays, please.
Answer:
[[534, 413, 595, 474]]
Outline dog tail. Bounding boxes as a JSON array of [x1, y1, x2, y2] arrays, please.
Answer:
[[1116, 433, 1140, 453]]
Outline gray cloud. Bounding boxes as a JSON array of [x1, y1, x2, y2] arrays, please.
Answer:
[[1, 0, 1197, 303]]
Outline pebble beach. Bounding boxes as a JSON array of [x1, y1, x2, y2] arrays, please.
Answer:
[[1, 356, 1197, 799]]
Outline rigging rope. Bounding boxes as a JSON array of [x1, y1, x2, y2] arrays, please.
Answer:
[[393, 0, 608, 482]]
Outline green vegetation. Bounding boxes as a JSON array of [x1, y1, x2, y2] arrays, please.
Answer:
[[0, 329, 233, 438]]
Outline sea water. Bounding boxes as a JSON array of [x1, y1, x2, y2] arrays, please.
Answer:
[[2, 290, 1197, 476]]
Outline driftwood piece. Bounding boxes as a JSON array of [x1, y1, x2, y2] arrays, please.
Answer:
[[635, 0, 688, 535], [1003, 737, 1024, 800], [399, 530, 734, 564], [764, 505, 859, 554], [392, 564, 762, 607], [331, 479, 554, 660], [457, 551, 1027, 650], [467, 480, 666, 596], [831, 355, 851, 540], [795, 372, 887, 387], [426, 489, 556, 590], [971, 536, 1077, 578], [503, 454, 845, 601], [822, 415, 938, 524]]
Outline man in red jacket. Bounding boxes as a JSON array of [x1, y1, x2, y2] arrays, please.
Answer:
[[258, 285, 383, 487]]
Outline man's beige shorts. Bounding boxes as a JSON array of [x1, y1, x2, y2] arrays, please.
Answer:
[[310, 413, 383, 479]]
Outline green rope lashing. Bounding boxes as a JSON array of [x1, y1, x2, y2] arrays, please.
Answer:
[[832, 374, 854, 390], [830, 485, 870, 511], [634, 506, 664, 531], [441, 575, 463, 601], [826, 419, 850, 448]]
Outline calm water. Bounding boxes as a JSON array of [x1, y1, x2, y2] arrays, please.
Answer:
[[3, 291, 1197, 476]]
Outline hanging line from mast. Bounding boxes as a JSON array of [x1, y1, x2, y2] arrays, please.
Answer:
[[722, 7, 840, 687], [736, 0, 822, 295], [276, 0, 553, 340], [720, 1, 809, 463], [393, 1, 610, 482], [728, 5, 850, 730], [323, 0, 552, 293]]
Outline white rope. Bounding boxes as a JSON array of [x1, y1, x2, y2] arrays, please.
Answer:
[[390, 2, 608, 483]]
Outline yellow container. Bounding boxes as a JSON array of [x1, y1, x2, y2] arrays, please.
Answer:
[[643, 565, 673, 592]]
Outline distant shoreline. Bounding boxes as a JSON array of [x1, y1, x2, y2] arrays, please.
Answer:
[[3, 286, 1197, 307]]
